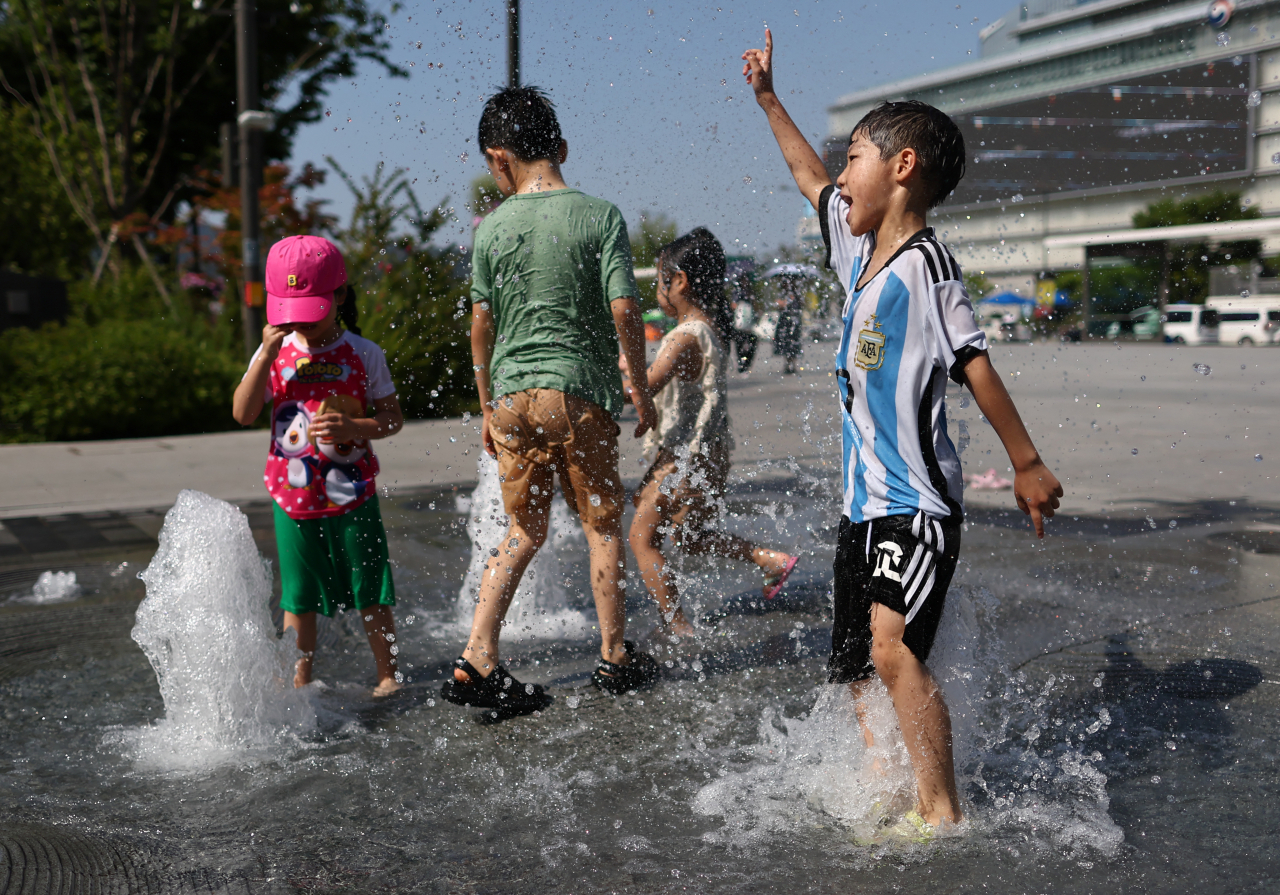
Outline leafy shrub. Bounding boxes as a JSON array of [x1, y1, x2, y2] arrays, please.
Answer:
[[360, 255, 476, 420], [0, 318, 241, 443], [329, 159, 476, 420]]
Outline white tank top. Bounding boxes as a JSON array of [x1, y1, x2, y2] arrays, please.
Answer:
[[645, 318, 731, 457]]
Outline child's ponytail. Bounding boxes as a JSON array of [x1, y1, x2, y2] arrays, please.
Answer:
[[339, 285, 362, 336], [657, 227, 732, 347]]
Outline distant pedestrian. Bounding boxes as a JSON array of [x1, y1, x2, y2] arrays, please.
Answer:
[[232, 235, 404, 697], [773, 276, 804, 374], [624, 228, 797, 638], [442, 86, 661, 718]]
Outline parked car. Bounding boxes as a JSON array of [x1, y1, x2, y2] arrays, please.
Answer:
[[1205, 296, 1280, 346], [1161, 304, 1219, 345], [1131, 306, 1162, 340]]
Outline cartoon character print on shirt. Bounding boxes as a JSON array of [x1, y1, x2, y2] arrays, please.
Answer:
[[271, 401, 320, 487], [308, 394, 372, 507], [264, 337, 381, 518]]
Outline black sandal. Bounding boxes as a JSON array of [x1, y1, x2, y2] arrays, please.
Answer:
[[440, 657, 552, 717], [591, 641, 660, 695]]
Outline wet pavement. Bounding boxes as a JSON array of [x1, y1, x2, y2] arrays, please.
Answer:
[[2, 344, 1279, 893]]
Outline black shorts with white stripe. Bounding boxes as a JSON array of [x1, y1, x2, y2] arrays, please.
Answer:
[[828, 511, 962, 684]]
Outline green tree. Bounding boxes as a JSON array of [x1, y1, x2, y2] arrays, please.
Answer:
[[328, 159, 474, 419], [0, 0, 402, 279], [0, 103, 92, 278], [963, 270, 994, 301], [629, 212, 676, 310], [1132, 190, 1261, 304]]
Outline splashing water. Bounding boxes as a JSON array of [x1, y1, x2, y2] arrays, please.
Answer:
[[694, 583, 1123, 856], [109, 490, 316, 770], [452, 454, 592, 641], [9, 570, 82, 605]]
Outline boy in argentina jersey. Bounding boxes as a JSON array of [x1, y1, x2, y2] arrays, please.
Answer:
[[745, 29, 1063, 833]]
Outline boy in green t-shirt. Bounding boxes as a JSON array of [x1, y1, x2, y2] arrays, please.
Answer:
[[442, 86, 661, 717]]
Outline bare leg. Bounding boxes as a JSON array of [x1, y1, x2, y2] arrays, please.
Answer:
[[458, 517, 548, 682], [583, 517, 631, 666], [362, 605, 401, 696], [869, 604, 962, 826], [679, 525, 792, 595], [847, 678, 878, 749], [629, 495, 695, 637], [283, 611, 317, 688]]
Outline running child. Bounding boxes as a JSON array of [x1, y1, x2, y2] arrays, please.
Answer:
[[743, 30, 1062, 833], [442, 86, 661, 717], [624, 227, 797, 638], [232, 235, 404, 698]]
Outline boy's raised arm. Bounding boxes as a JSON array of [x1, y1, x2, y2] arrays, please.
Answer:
[[742, 28, 831, 212], [961, 351, 1063, 538]]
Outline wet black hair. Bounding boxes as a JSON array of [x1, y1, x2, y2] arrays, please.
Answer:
[[850, 100, 966, 209], [658, 227, 732, 347], [477, 86, 563, 162], [339, 284, 361, 336]]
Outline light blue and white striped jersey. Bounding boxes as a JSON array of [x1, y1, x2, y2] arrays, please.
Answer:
[[819, 185, 987, 523]]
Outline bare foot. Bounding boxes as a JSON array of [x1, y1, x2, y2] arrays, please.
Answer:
[[372, 677, 402, 698], [759, 552, 796, 597], [293, 657, 313, 689]]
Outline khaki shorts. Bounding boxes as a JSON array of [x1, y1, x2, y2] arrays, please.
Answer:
[[490, 388, 624, 530], [633, 441, 731, 531]]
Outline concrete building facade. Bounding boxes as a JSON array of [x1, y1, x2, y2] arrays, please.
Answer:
[[818, 0, 1280, 302]]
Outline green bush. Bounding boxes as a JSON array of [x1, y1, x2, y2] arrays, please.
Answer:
[[0, 317, 241, 443], [360, 254, 476, 420]]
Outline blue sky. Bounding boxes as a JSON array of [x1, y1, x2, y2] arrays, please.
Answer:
[[287, 0, 1013, 255]]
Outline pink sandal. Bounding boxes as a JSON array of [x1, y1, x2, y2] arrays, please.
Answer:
[[967, 468, 1013, 491], [763, 555, 799, 600]]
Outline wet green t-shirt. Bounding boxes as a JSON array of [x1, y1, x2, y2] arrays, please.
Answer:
[[471, 189, 637, 417]]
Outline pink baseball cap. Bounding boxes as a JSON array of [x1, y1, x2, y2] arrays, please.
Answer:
[[265, 235, 348, 326]]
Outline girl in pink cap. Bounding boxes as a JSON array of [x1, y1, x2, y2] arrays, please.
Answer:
[[232, 234, 405, 697]]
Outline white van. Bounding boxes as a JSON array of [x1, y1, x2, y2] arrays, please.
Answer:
[[1205, 296, 1280, 346], [1161, 304, 1219, 345]]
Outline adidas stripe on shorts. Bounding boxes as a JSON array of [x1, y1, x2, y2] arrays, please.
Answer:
[[828, 510, 961, 684]]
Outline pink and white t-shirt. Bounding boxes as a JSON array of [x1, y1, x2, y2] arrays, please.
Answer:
[[246, 331, 396, 519]]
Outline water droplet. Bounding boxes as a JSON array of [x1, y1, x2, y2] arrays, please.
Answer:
[[1140, 375, 1146, 381], [324, 109, 331, 117], [742, 175, 752, 184], [1248, 90, 1262, 108], [1217, 31, 1231, 46], [1011, 193, 1024, 203], [1273, 152, 1280, 165], [459, 151, 469, 164], [1256, 454, 1263, 462], [1169, 520, 1178, 529], [1151, 775, 1162, 784], [1193, 363, 1212, 376], [1131, 448, 1139, 455], [566, 695, 581, 708], [589, 494, 602, 507], [1190, 566, 1199, 575]]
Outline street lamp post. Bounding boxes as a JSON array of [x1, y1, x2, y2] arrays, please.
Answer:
[[507, 0, 519, 88], [236, 0, 264, 359]]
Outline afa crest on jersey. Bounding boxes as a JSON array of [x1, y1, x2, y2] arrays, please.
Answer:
[[855, 315, 886, 372]]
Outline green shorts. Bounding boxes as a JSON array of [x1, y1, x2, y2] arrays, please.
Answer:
[[273, 495, 395, 617]]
